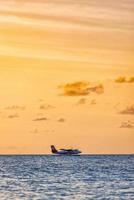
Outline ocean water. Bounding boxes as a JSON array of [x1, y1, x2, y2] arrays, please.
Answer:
[[0, 155, 134, 200]]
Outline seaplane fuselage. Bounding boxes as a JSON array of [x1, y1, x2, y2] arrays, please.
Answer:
[[51, 145, 81, 155]]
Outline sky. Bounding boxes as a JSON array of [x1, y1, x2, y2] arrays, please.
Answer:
[[0, 0, 134, 154]]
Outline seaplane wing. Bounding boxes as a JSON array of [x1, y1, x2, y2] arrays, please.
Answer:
[[60, 149, 73, 151]]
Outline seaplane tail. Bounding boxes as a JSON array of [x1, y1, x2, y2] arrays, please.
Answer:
[[51, 145, 58, 154], [51, 145, 81, 155]]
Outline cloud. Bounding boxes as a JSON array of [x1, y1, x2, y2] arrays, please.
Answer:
[[119, 105, 134, 115], [39, 104, 55, 110], [59, 81, 89, 96], [127, 77, 134, 83], [89, 84, 104, 94], [115, 76, 134, 83], [8, 114, 19, 119], [76, 98, 97, 106], [58, 118, 66, 122], [90, 99, 97, 105], [30, 128, 38, 134], [33, 117, 48, 121], [120, 121, 133, 129], [76, 98, 87, 105], [115, 76, 126, 83], [5, 105, 25, 110], [30, 128, 55, 134], [58, 81, 104, 96], [38, 99, 44, 102]]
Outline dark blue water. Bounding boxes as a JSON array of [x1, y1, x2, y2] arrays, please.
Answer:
[[0, 155, 134, 199]]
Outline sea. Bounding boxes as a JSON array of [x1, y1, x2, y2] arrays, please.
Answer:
[[0, 155, 134, 200]]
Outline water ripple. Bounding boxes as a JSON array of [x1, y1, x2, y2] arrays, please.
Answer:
[[0, 155, 134, 199]]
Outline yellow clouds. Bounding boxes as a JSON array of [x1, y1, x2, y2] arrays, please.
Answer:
[[58, 81, 104, 96], [33, 117, 48, 121], [115, 76, 126, 83], [0, 0, 134, 68], [5, 105, 25, 110], [39, 104, 55, 110], [8, 114, 19, 119], [120, 121, 133, 129], [115, 76, 134, 83], [119, 105, 134, 115], [59, 81, 89, 96], [58, 118, 66, 123], [89, 84, 104, 94], [76, 98, 97, 106], [76, 98, 87, 105], [128, 77, 134, 83]]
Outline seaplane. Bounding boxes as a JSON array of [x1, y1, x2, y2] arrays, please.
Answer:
[[51, 145, 81, 155]]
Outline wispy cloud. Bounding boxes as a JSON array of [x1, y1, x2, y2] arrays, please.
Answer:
[[58, 81, 104, 96], [58, 118, 66, 123], [115, 76, 134, 83], [8, 113, 19, 119], [119, 105, 134, 115], [5, 105, 25, 110], [58, 81, 90, 96], [88, 84, 104, 94], [0, 0, 133, 67], [90, 99, 97, 105], [76, 98, 87, 105], [120, 121, 133, 129], [33, 117, 48, 121], [39, 104, 55, 110]]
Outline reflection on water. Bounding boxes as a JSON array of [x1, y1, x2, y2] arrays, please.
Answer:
[[0, 155, 134, 199]]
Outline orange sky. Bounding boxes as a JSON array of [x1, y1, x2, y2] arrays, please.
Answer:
[[0, 0, 134, 154]]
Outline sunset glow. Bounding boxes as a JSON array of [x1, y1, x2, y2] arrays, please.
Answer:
[[0, 0, 134, 154]]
